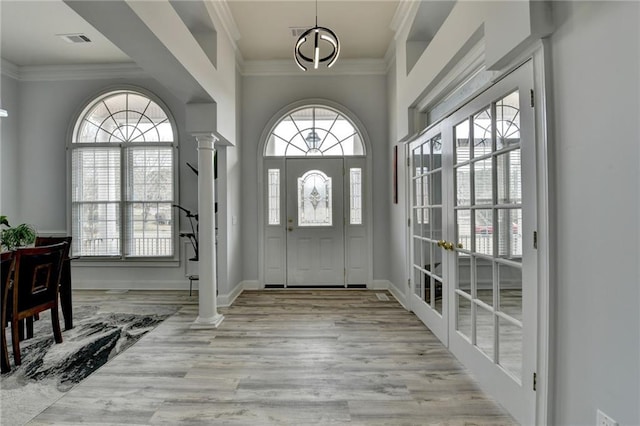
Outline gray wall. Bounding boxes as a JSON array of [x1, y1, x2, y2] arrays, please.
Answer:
[[0, 74, 19, 220], [4, 74, 203, 288], [241, 73, 390, 282], [550, 1, 640, 423]]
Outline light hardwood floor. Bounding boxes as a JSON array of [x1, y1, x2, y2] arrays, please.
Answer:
[[30, 290, 516, 425]]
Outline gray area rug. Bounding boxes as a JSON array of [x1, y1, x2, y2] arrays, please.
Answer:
[[1, 304, 177, 425]]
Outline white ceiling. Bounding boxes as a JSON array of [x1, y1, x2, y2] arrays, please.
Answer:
[[0, 0, 400, 67], [0, 0, 131, 67]]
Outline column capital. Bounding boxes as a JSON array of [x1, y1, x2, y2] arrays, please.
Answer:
[[192, 133, 218, 150]]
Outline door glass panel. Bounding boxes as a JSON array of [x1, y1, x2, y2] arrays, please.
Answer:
[[430, 171, 442, 205], [413, 208, 423, 236], [298, 170, 332, 226], [429, 208, 442, 241], [431, 135, 442, 169], [457, 294, 472, 339], [457, 253, 471, 295], [456, 209, 471, 250], [474, 159, 493, 205], [475, 257, 493, 307], [456, 165, 471, 206], [498, 318, 522, 381], [422, 142, 431, 172], [267, 169, 280, 225], [434, 279, 443, 314], [455, 119, 470, 164], [420, 208, 430, 237], [422, 240, 432, 274], [414, 177, 424, 207], [497, 209, 522, 259], [413, 237, 422, 269], [430, 242, 442, 278], [414, 268, 423, 299], [413, 146, 422, 176], [349, 168, 362, 225], [497, 149, 522, 204], [476, 305, 494, 360], [475, 209, 493, 255], [498, 263, 523, 322], [473, 107, 492, 158], [496, 91, 520, 150]]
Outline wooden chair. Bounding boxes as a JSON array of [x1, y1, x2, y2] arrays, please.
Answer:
[[1, 251, 15, 373], [10, 242, 67, 366], [35, 236, 74, 330]]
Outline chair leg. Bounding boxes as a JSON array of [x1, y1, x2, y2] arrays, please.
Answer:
[[11, 318, 21, 366], [1, 322, 10, 373], [26, 317, 34, 339], [51, 305, 63, 344]]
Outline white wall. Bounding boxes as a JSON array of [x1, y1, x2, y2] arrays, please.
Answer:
[[0, 74, 19, 220], [241, 73, 389, 282], [549, 1, 640, 424]]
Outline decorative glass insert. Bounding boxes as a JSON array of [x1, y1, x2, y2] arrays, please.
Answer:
[[267, 169, 281, 225], [265, 106, 364, 156], [71, 89, 175, 258], [297, 170, 332, 226], [350, 168, 362, 225]]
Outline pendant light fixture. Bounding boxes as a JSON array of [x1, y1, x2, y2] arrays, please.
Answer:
[[294, 0, 340, 71]]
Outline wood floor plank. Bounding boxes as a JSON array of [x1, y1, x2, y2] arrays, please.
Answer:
[[27, 289, 517, 425]]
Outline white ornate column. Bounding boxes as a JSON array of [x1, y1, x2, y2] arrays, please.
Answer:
[[193, 133, 224, 328]]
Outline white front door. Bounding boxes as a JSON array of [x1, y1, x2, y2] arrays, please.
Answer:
[[285, 158, 345, 286]]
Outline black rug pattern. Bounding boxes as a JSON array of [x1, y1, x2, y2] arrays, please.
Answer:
[[2, 305, 176, 392]]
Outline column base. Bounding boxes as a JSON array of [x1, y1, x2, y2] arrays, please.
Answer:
[[192, 313, 225, 329]]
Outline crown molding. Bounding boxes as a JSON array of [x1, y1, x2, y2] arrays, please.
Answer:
[[390, 0, 420, 38], [1, 62, 146, 82], [207, 0, 241, 45], [1, 59, 20, 80], [242, 59, 388, 77]]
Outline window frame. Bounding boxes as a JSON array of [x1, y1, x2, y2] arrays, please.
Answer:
[[67, 86, 179, 263]]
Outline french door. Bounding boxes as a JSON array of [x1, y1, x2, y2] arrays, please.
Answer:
[[409, 61, 537, 424]]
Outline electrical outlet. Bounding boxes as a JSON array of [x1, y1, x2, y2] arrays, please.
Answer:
[[597, 409, 618, 426]]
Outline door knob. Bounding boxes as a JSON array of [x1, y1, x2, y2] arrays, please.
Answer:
[[288, 227, 293, 232], [437, 240, 446, 248], [457, 243, 464, 249], [443, 242, 454, 251]]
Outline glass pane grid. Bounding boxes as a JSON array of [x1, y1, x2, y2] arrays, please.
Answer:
[[72, 202, 121, 256]]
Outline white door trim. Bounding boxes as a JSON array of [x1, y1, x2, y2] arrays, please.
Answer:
[[257, 99, 373, 289]]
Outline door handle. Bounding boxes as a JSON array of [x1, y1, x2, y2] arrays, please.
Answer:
[[457, 242, 464, 249], [443, 242, 454, 251], [288, 227, 293, 232], [437, 240, 446, 248]]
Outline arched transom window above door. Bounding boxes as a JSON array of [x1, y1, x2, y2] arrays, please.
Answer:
[[265, 106, 365, 156]]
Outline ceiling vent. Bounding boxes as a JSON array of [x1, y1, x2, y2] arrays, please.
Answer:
[[289, 27, 309, 38], [57, 33, 92, 44]]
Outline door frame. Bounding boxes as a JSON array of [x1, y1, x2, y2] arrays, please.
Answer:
[[257, 99, 373, 289], [403, 44, 552, 423]]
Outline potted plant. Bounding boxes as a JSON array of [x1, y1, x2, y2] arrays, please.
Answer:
[[1, 216, 36, 251]]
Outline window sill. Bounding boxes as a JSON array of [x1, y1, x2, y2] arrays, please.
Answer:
[[72, 258, 180, 268]]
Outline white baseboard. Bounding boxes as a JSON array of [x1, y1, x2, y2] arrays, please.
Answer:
[[73, 280, 190, 291], [371, 280, 389, 290], [218, 283, 243, 307], [241, 280, 260, 290]]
